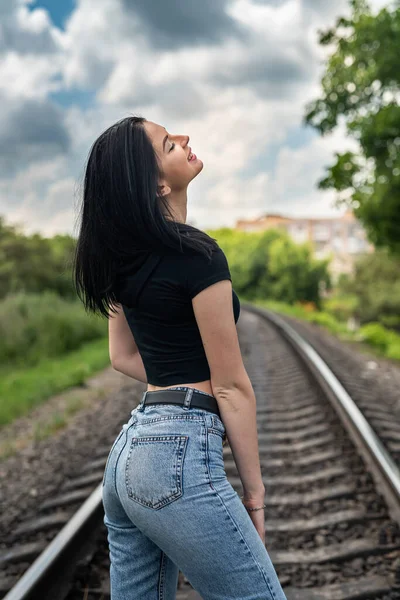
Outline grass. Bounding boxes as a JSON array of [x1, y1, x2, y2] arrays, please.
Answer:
[[243, 297, 347, 333], [0, 336, 110, 427], [32, 395, 86, 442], [242, 296, 400, 364], [0, 394, 89, 460]]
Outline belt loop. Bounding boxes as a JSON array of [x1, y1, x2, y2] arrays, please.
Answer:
[[182, 387, 194, 411], [137, 390, 147, 412]]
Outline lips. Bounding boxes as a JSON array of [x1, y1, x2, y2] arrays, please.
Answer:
[[188, 148, 197, 161]]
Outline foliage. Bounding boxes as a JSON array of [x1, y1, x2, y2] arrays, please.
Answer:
[[253, 299, 349, 336], [307, 311, 348, 335], [323, 294, 359, 322], [0, 337, 109, 427], [337, 249, 400, 329], [387, 342, 400, 360], [0, 216, 76, 300], [208, 227, 330, 307], [252, 298, 400, 363], [358, 321, 399, 351], [0, 291, 106, 369], [304, 0, 400, 253]]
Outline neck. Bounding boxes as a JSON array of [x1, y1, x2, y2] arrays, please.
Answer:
[[165, 189, 188, 224]]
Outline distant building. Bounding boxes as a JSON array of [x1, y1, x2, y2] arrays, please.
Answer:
[[235, 209, 374, 280]]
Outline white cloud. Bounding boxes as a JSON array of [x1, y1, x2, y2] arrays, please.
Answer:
[[0, 0, 391, 234], [60, 0, 127, 89], [0, 153, 67, 209], [0, 52, 62, 99], [267, 125, 360, 218], [1, 172, 77, 236], [194, 171, 270, 227]]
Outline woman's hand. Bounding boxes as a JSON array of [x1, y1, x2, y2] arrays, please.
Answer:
[[241, 490, 266, 544]]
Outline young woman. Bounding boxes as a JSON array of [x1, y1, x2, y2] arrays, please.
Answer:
[[73, 115, 287, 599]]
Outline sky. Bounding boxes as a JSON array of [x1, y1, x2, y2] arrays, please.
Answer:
[[0, 0, 391, 237]]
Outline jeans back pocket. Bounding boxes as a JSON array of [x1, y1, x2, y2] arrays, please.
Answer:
[[125, 435, 189, 510]]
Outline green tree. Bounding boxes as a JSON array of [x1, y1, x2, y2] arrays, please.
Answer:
[[339, 249, 400, 329], [208, 227, 330, 306], [0, 216, 77, 300], [266, 236, 330, 307], [305, 0, 400, 254]]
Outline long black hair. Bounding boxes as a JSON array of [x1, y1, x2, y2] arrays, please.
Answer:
[[72, 115, 220, 319]]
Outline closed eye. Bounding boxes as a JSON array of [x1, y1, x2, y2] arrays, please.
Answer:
[[169, 142, 175, 152]]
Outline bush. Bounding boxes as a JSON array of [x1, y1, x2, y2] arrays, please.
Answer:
[[252, 299, 400, 363], [338, 251, 400, 331], [358, 322, 398, 351], [0, 290, 107, 369], [296, 301, 317, 313], [308, 311, 347, 335], [208, 227, 330, 306], [379, 314, 400, 330], [256, 299, 347, 337], [387, 342, 400, 361], [323, 295, 359, 322]]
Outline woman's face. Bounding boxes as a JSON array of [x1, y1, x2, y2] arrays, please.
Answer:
[[143, 121, 203, 196]]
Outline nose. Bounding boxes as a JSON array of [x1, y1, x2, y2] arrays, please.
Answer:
[[173, 134, 189, 145], [175, 134, 189, 148]]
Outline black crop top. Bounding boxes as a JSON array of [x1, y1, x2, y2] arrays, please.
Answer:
[[114, 246, 240, 386]]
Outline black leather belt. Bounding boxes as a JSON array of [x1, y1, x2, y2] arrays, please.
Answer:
[[140, 388, 221, 419]]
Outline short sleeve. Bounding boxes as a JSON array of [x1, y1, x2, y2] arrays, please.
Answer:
[[185, 247, 232, 299]]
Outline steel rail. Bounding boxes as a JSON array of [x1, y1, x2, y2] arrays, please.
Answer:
[[245, 303, 400, 525], [3, 486, 104, 600]]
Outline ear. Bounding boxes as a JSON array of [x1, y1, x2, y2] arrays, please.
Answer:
[[157, 183, 171, 197]]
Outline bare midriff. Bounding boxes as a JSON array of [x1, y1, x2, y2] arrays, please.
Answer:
[[146, 379, 214, 397]]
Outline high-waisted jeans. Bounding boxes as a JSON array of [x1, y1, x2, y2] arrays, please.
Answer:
[[102, 386, 287, 600]]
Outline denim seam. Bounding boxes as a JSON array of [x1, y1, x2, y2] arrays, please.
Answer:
[[113, 429, 130, 498], [158, 550, 167, 600], [138, 403, 217, 413], [207, 426, 225, 439], [137, 415, 204, 425], [102, 429, 124, 487], [204, 433, 277, 599], [209, 482, 277, 599]]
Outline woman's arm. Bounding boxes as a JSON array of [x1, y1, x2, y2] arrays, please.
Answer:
[[108, 303, 148, 382], [112, 352, 148, 383], [191, 279, 265, 501], [108, 302, 138, 362]]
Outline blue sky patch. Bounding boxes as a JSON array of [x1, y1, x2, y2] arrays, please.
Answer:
[[50, 88, 96, 109], [29, 0, 76, 30]]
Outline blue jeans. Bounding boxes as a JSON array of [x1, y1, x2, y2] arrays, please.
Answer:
[[102, 386, 287, 600]]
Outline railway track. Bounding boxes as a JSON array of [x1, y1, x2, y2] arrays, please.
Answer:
[[2, 304, 400, 599]]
